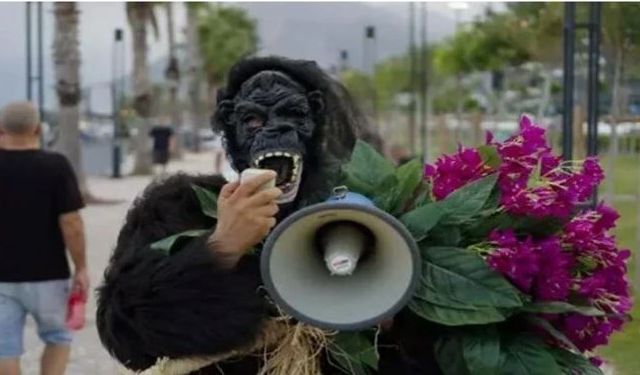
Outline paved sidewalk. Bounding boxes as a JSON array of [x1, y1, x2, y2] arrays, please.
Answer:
[[21, 153, 229, 374]]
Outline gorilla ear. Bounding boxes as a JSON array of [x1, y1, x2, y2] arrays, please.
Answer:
[[212, 99, 234, 133], [307, 90, 325, 114]]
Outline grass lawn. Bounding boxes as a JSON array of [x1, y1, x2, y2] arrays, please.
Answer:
[[596, 155, 640, 374]]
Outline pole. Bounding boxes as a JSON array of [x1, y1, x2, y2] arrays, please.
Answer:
[[587, 3, 601, 207], [37, 3, 44, 123], [586, 3, 601, 158], [408, 3, 416, 155], [26, 3, 32, 100], [562, 3, 576, 161], [112, 29, 123, 178], [419, 3, 427, 162]]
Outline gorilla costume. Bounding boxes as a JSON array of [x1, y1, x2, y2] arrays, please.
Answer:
[[97, 57, 442, 374]]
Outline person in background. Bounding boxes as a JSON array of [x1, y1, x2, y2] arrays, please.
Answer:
[[149, 120, 175, 175], [0, 101, 88, 375]]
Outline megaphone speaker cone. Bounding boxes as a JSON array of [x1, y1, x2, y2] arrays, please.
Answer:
[[261, 199, 421, 331]]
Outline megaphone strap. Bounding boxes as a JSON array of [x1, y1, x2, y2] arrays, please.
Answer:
[[120, 319, 329, 375]]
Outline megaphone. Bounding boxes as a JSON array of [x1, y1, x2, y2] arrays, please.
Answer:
[[261, 190, 421, 331]]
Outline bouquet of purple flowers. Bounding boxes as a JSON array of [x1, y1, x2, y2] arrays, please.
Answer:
[[337, 115, 633, 374]]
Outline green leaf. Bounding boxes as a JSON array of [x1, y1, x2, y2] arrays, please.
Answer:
[[477, 145, 502, 169], [328, 332, 378, 375], [372, 174, 399, 211], [439, 174, 498, 223], [383, 158, 424, 215], [427, 225, 462, 247], [192, 184, 218, 218], [435, 335, 472, 375], [417, 246, 523, 309], [409, 297, 509, 326], [549, 348, 604, 375], [501, 336, 562, 375], [522, 301, 605, 317], [150, 229, 210, 255], [343, 140, 395, 194], [400, 203, 444, 241], [462, 325, 501, 375], [525, 315, 580, 353]]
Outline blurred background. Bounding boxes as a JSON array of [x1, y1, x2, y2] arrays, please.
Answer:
[[0, 1, 639, 373]]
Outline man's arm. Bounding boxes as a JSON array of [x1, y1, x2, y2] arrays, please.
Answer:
[[59, 211, 89, 293]]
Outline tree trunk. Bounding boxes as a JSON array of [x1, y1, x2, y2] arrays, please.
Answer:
[[471, 111, 483, 147], [572, 105, 586, 160], [186, 5, 205, 153], [165, 3, 183, 159], [129, 4, 153, 175], [606, 47, 624, 203], [455, 73, 464, 144], [536, 68, 553, 123], [53, 3, 92, 199]]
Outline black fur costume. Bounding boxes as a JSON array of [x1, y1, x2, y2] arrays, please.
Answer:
[[97, 57, 442, 374]]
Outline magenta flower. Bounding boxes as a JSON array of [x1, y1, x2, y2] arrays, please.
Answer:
[[424, 146, 493, 200]]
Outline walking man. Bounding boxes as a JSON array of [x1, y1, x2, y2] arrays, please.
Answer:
[[149, 121, 175, 175], [0, 102, 88, 375]]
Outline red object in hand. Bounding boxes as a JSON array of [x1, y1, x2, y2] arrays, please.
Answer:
[[66, 291, 86, 330]]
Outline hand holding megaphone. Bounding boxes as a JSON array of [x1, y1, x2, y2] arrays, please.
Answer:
[[209, 169, 281, 268]]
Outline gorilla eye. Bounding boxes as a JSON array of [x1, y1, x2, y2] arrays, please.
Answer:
[[244, 115, 264, 129]]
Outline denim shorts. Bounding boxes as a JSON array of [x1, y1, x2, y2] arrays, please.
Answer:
[[0, 279, 73, 358]]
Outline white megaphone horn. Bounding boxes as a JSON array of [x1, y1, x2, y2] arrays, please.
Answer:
[[261, 189, 421, 331]]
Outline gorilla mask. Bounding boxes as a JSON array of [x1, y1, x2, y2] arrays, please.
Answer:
[[214, 57, 361, 207], [215, 71, 324, 203]]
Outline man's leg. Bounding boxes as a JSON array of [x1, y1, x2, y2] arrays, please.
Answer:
[[27, 281, 72, 375], [0, 284, 26, 375], [0, 358, 20, 375], [40, 344, 69, 375]]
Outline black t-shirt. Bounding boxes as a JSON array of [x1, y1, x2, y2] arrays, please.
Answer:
[[0, 149, 84, 281], [149, 126, 174, 151]]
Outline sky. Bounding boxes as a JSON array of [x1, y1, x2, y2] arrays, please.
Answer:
[[0, 2, 495, 113]]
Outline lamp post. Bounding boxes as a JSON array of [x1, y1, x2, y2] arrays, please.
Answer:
[[111, 28, 124, 178], [25, 2, 45, 147], [364, 26, 378, 121], [448, 2, 468, 149], [408, 3, 416, 155], [419, 2, 428, 163]]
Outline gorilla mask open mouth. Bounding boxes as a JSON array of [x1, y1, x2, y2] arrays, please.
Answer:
[[252, 151, 303, 204]]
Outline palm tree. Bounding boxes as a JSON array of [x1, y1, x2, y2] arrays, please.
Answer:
[[185, 3, 206, 152], [164, 3, 182, 158], [126, 2, 158, 175], [53, 2, 92, 199]]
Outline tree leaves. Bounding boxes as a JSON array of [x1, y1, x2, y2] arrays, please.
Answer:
[[192, 184, 218, 218]]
